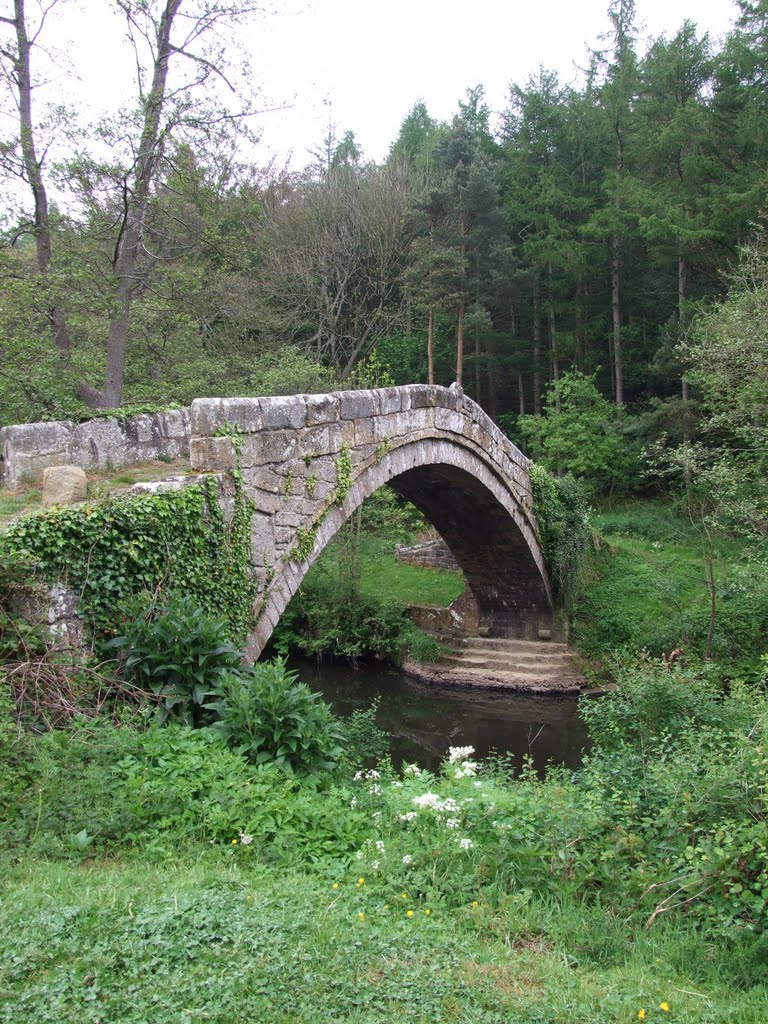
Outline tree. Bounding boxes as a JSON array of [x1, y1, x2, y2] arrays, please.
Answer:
[[259, 162, 422, 377], [1, 0, 264, 408], [0, 0, 73, 362], [592, 0, 641, 406]]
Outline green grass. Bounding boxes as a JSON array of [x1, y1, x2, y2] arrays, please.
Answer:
[[1, 853, 765, 1023], [575, 501, 767, 670], [358, 538, 464, 608]]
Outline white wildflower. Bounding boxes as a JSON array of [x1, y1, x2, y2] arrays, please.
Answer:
[[355, 850, 364, 860], [371, 860, 380, 870], [448, 745, 475, 764], [399, 811, 418, 823], [391, 780, 403, 789], [375, 840, 385, 854], [458, 837, 473, 850], [402, 855, 413, 865], [403, 763, 422, 777], [412, 792, 441, 809], [368, 783, 382, 796], [350, 797, 358, 809], [445, 818, 460, 829], [238, 831, 253, 846]]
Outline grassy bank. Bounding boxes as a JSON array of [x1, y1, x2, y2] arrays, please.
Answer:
[[2, 853, 767, 1024]]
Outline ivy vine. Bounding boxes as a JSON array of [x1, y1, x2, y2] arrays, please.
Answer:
[[5, 477, 257, 646]]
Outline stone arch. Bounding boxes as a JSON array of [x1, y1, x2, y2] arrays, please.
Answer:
[[188, 384, 553, 661]]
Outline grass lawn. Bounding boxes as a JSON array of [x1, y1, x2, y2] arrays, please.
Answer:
[[358, 538, 464, 608], [574, 501, 766, 668], [1, 853, 766, 1024]]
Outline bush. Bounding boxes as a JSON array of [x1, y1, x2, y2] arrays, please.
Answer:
[[337, 699, 391, 770], [108, 592, 244, 725], [519, 371, 640, 495], [207, 656, 345, 775], [1, 717, 365, 867]]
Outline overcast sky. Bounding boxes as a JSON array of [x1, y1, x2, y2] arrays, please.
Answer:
[[7, 0, 742, 172]]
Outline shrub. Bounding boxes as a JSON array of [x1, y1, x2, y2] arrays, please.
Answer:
[[519, 370, 640, 495], [337, 699, 391, 770], [108, 592, 244, 725], [207, 656, 345, 775]]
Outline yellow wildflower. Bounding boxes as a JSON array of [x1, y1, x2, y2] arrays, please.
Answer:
[[425, 909, 431, 916], [660, 1003, 670, 1013], [638, 1011, 646, 1021], [231, 839, 238, 845], [358, 912, 365, 922], [471, 900, 479, 908], [406, 909, 414, 917], [357, 877, 365, 887], [401, 892, 408, 899], [332, 882, 339, 890]]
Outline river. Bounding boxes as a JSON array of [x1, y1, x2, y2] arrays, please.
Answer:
[[291, 657, 589, 774]]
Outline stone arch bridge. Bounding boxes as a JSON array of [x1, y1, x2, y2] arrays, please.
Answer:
[[190, 384, 554, 661]]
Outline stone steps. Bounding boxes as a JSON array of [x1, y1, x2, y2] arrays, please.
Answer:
[[403, 634, 587, 694]]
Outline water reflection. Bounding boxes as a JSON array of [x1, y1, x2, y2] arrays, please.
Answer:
[[291, 657, 589, 774]]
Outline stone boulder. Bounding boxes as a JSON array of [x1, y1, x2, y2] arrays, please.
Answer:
[[42, 465, 88, 506]]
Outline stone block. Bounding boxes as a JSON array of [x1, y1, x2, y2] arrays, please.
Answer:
[[72, 418, 127, 469], [239, 431, 299, 468], [260, 396, 307, 431], [42, 465, 87, 506], [305, 394, 340, 426], [339, 390, 375, 420], [376, 387, 408, 415], [190, 397, 263, 437], [189, 436, 235, 472]]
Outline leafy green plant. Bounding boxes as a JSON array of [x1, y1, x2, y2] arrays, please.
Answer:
[[337, 699, 392, 770], [519, 371, 641, 495], [207, 656, 344, 775], [530, 464, 595, 609], [108, 592, 244, 725], [4, 478, 257, 644]]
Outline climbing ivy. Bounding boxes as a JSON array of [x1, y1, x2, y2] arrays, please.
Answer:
[[530, 463, 593, 610], [4, 479, 257, 646], [334, 444, 353, 502]]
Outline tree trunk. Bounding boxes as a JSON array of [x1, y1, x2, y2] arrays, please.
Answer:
[[474, 325, 481, 402], [518, 372, 525, 416], [679, 250, 689, 401], [547, 264, 560, 412], [533, 283, 541, 415], [11, 0, 71, 358], [456, 304, 465, 387], [612, 233, 624, 405], [427, 307, 435, 385], [103, 0, 183, 408]]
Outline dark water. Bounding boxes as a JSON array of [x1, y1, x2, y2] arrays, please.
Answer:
[[292, 657, 589, 774]]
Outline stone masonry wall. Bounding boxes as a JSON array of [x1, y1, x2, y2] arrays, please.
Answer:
[[395, 536, 460, 572], [1, 408, 190, 489], [189, 383, 554, 659]]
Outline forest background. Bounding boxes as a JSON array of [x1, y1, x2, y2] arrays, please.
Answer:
[[1, 0, 766, 432]]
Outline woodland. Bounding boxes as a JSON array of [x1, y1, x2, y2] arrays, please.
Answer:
[[0, 0, 766, 430], [1, 2, 767, 1022]]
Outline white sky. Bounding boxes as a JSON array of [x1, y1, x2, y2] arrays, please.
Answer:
[[7, 0, 742, 172]]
